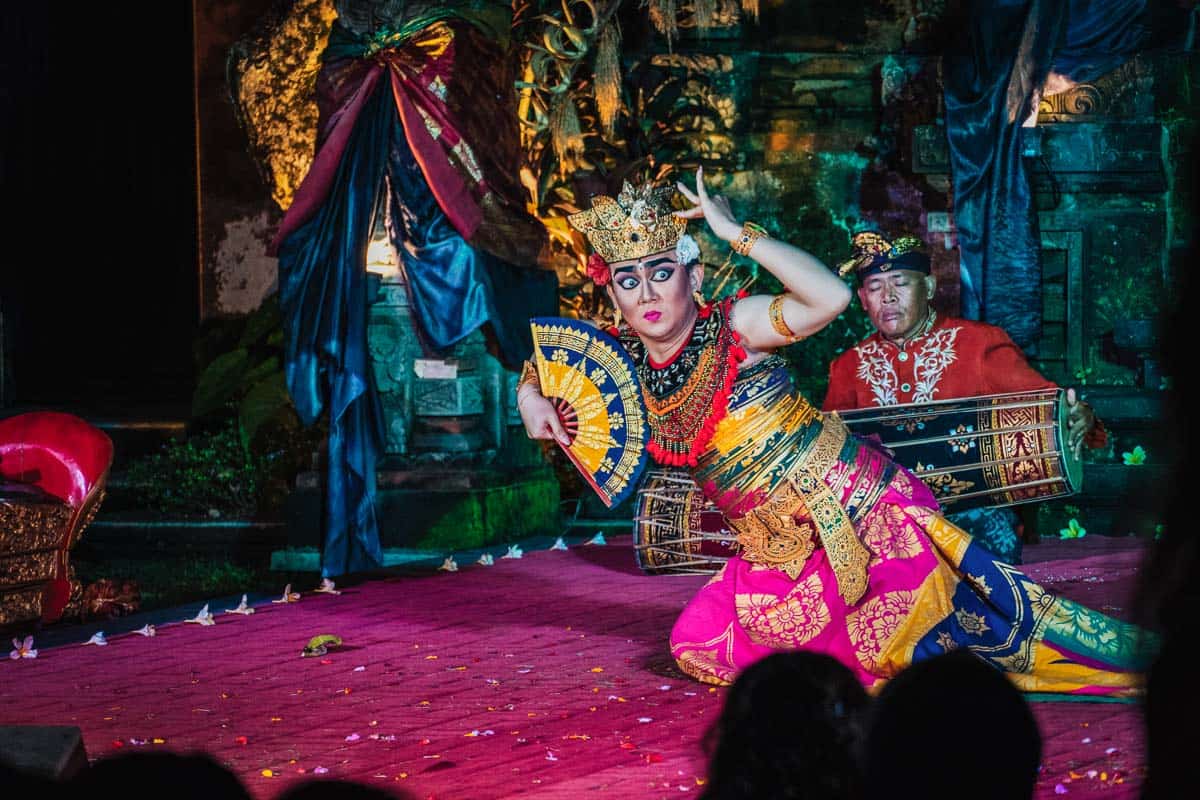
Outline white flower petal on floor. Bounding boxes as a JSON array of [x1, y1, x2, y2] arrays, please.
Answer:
[[185, 604, 215, 626], [84, 632, 108, 646], [502, 545, 523, 559], [272, 584, 301, 604], [134, 625, 156, 637], [550, 537, 569, 551], [10, 635, 37, 659], [586, 532, 607, 545], [439, 556, 459, 572], [314, 578, 341, 595], [477, 553, 495, 566], [225, 594, 255, 615]]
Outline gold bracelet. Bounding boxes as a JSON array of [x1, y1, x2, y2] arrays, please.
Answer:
[[516, 360, 541, 409], [518, 359, 540, 391], [769, 294, 804, 342], [732, 221, 768, 257]]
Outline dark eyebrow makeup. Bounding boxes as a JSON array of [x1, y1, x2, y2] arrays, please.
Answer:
[[613, 256, 674, 275]]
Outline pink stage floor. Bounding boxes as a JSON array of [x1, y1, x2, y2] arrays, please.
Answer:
[[2, 535, 1149, 798]]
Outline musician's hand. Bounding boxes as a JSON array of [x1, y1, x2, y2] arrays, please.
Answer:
[[1066, 387, 1095, 459], [518, 386, 571, 447]]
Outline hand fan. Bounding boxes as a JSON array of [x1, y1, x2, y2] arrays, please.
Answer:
[[530, 318, 648, 508]]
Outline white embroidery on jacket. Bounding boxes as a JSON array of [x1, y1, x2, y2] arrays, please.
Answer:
[[912, 327, 961, 402], [854, 341, 899, 406]]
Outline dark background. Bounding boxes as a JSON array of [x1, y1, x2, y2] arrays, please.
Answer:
[[1, 4, 199, 410]]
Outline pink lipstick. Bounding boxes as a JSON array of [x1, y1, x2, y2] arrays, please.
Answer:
[[643, 310, 662, 322]]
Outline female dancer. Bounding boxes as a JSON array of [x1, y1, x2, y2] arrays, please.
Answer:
[[517, 168, 1150, 692]]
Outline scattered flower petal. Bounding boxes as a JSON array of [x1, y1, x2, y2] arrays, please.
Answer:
[[84, 632, 108, 647], [186, 604, 216, 625], [313, 767, 328, 775], [1121, 445, 1147, 466], [550, 537, 569, 551], [477, 553, 495, 566], [587, 532, 607, 545], [502, 545, 523, 559], [314, 578, 341, 595], [225, 594, 255, 615], [353, 666, 366, 672], [439, 557, 459, 572], [10, 636, 37, 659], [1059, 518, 1087, 540], [1054, 784, 1068, 795], [302, 634, 342, 658], [345, 733, 360, 742], [134, 625, 156, 637], [271, 584, 301, 604], [638, 717, 653, 723]]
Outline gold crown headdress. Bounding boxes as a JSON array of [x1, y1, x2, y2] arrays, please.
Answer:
[[836, 231, 929, 278], [568, 181, 688, 266]]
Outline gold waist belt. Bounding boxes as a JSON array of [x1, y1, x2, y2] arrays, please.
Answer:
[[725, 413, 871, 605]]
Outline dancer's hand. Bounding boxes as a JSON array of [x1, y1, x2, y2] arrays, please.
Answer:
[[1065, 387, 1095, 459], [675, 166, 741, 243], [518, 386, 571, 447]]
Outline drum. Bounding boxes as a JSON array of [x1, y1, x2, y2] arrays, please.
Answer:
[[837, 388, 1082, 512], [632, 468, 737, 575]]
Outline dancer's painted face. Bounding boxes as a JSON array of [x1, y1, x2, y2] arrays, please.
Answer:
[[607, 250, 702, 342]]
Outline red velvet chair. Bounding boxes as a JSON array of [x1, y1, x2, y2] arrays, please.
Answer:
[[0, 412, 113, 625]]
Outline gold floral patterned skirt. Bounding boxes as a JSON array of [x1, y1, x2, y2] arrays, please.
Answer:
[[669, 465, 1153, 694]]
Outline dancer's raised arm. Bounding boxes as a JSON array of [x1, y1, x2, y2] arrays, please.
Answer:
[[675, 166, 851, 352]]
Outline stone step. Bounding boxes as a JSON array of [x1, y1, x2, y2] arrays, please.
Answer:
[[285, 466, 561, 553], [76, 516, 287, 561], [0, 405, 189, 468]]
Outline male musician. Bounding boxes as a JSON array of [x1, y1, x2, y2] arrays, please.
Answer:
[[823, 232, 1106, 563]]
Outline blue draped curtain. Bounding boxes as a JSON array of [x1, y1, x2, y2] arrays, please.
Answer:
[[943, 0, 1187, 348], [277, 78, 555, 577]]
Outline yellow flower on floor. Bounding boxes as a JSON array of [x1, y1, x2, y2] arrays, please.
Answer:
[[1059, 518, 1087, 539], [1121, 445, 1147, 465]]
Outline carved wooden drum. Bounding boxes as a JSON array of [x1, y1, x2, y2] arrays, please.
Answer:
[[632, 469, 736, 575], [837, 388, 1082, 512]]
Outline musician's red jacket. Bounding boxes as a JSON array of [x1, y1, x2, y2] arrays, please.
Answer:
[[822, 314, 1107, 448]]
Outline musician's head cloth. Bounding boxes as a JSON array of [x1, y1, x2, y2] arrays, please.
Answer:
[[567, 180, 699, 287], [837, 231, 931, 282]]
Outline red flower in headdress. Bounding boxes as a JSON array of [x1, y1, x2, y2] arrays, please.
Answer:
[[586, 253, 611, 286]]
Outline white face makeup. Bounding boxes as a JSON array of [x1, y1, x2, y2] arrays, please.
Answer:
[[607, 250, 701, 342]]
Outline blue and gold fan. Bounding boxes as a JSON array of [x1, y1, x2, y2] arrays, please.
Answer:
[[530, 318, 648, 508]]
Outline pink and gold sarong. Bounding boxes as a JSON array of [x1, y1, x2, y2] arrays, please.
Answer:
[[668, 356, 1152, 695]]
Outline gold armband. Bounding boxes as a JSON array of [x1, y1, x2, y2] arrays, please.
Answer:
[[769, 295, 804, 342]]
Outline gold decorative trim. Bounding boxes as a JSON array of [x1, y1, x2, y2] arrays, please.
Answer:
[[0, 550, 57, 588], [0, 585, 44, 627], [0, 501, 71, 555], [727, 414, 872, 604]]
